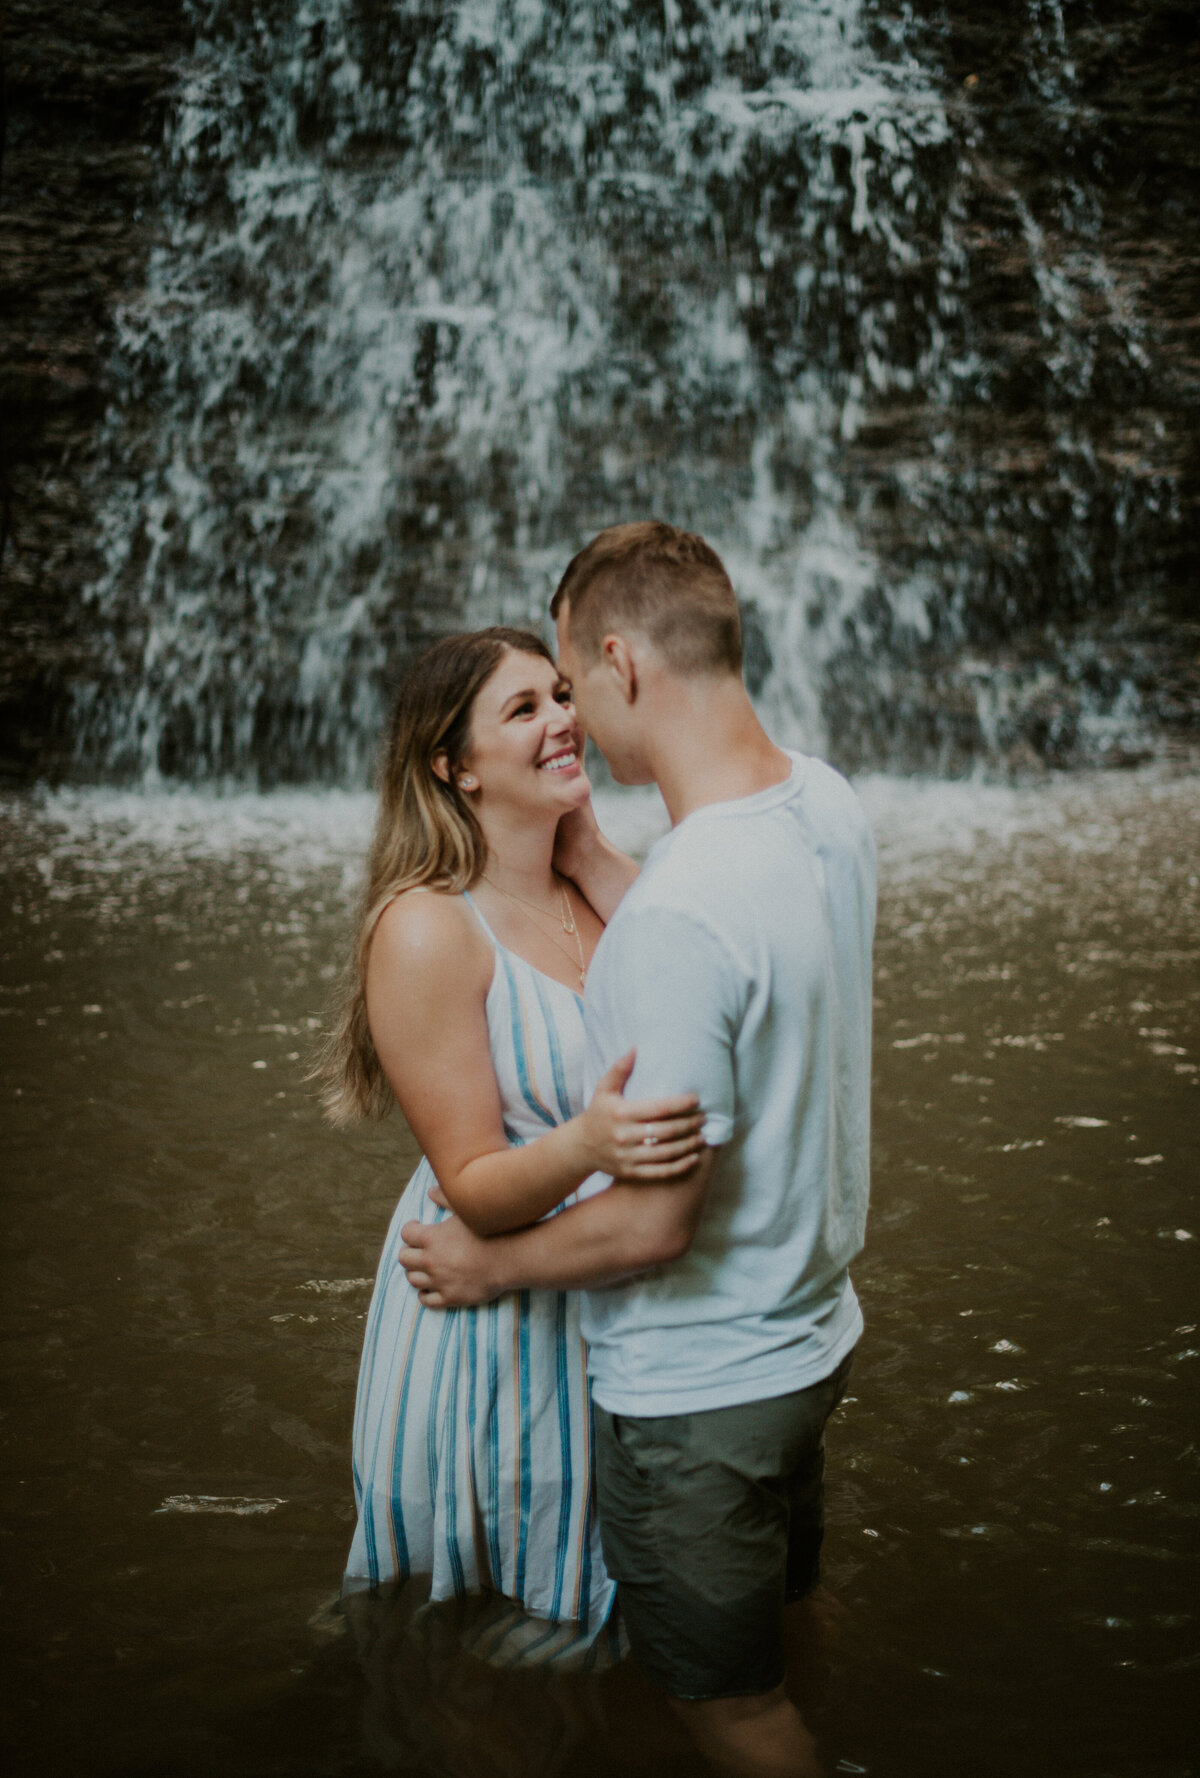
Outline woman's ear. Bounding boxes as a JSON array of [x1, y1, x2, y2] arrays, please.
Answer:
[[433, 750, 478, 793]]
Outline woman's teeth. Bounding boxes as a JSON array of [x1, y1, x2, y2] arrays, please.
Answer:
[[539, 752, 576, 772]]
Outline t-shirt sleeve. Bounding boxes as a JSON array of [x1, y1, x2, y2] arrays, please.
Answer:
[[586, 905, 744, 1147]]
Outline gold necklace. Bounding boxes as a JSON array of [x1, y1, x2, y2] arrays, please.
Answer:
[[483, 876, 586, 989], [483, 873, 576, 935]]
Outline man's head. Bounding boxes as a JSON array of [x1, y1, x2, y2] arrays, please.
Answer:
[[551, 521, 743, 781]]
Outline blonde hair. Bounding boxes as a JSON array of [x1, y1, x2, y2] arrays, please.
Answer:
[[315, 627, 556, 1124], [550, 520, 742, 676]]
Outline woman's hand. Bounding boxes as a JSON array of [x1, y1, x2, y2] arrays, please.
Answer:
[[578, 1051, 707, 1181]]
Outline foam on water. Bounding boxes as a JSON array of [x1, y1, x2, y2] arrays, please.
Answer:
[[154, 1496, 288, 1516], [13, 766, 1198, 899], [24, 785, 377, 870]]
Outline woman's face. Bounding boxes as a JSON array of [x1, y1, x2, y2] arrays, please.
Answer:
[[456, 648, 590, 820]]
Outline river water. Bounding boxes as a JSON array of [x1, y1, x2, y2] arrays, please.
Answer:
[[1, 768, 1196, 1778]]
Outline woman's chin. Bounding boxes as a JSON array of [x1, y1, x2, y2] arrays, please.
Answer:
[[540, 762, 590, 802], [541, 775, 590, 817]]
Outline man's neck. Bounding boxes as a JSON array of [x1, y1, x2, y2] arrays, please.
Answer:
[[645, 677, 793, 825]]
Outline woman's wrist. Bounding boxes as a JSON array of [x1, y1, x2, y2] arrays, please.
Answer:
[[556, 832, 607, 886], [553, 800, 610, 882], [560, 1107, 601, 1183]]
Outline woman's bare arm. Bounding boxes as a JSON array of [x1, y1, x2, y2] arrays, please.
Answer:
[[365, 892, 703, 1237], [552, 801, 640, 923]]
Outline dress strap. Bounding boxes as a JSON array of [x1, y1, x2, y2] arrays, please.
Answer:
[[461, 890, 501, 948]]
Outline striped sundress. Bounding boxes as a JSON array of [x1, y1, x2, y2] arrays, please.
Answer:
[[343, 892, 617, 1658]]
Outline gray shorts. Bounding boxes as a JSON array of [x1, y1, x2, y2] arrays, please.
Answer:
[[593, 1351, 854, 1700]]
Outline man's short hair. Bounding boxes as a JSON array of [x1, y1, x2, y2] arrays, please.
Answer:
[[550, 521, 742, 676]]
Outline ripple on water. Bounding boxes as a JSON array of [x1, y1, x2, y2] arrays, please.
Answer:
[[1, 764, 1197, 1778]]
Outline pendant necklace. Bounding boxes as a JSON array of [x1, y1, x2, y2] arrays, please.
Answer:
[[483, 874, 586, 989]]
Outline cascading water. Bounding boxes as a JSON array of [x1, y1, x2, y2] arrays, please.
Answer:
[[67, 0, 1190, 784]]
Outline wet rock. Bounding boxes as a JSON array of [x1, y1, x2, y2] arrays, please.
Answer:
[[0, 1, 188, 779]]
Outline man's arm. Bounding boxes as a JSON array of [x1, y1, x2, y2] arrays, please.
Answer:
[[399, 1148, 718, 1307]]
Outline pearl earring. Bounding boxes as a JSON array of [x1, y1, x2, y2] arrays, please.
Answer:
[[458, 774, 475, 789]]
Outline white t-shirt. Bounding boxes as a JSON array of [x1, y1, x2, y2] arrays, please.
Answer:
[[578, 752, 876, 1416]]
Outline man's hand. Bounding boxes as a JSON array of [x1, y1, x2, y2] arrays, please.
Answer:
[[399, 1199, 504, 1308]]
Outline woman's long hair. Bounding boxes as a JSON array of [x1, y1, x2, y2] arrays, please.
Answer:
[[315, 626, 557, 1124]]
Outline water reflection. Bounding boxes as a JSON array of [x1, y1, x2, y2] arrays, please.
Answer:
[[0, 770, 1196, 1778], [338, 1580, 847, 1777], [340, 1583, 682, 1778]]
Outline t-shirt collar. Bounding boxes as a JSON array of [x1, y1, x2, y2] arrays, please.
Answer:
[[672, 749, 805, 827]]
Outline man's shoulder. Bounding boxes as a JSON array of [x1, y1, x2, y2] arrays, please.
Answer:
[[648, 756, 872, 880], [607, 825, 723, 928], [799, 753, 869, 816], [589, 849, 739, 990], [604, 753, 873, 927], [600, 864, 725, 947], [796, 757, 876, 859]]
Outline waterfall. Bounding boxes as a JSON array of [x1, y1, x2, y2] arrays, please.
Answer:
[[69, 0, 1182, 784]]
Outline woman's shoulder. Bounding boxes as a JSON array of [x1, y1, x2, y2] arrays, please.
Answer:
[[369, 887, 491, 989]]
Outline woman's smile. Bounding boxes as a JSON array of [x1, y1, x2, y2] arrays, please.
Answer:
[[537, 745, 580, 775]]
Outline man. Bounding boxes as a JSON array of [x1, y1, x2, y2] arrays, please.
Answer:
[[400, 521, 876, 1778]]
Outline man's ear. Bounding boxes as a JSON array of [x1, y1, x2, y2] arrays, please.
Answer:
[[600, 634, 638, 704]]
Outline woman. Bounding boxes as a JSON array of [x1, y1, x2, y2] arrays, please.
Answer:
[[319, 627, 703, 1654]]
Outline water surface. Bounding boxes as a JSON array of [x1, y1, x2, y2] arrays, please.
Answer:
[[1, 770, 1196, 1778]]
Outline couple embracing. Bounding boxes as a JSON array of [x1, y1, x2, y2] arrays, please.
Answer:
[[321, 521, 876, 1778]]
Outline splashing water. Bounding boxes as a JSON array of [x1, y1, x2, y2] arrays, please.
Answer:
[[70, 0, 1180, 783]]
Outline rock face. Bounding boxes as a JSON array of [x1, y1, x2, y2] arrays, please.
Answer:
[[1, 0, 1197, 785], [0, 1, 187, 778], [880, 0, 1199, 772]]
